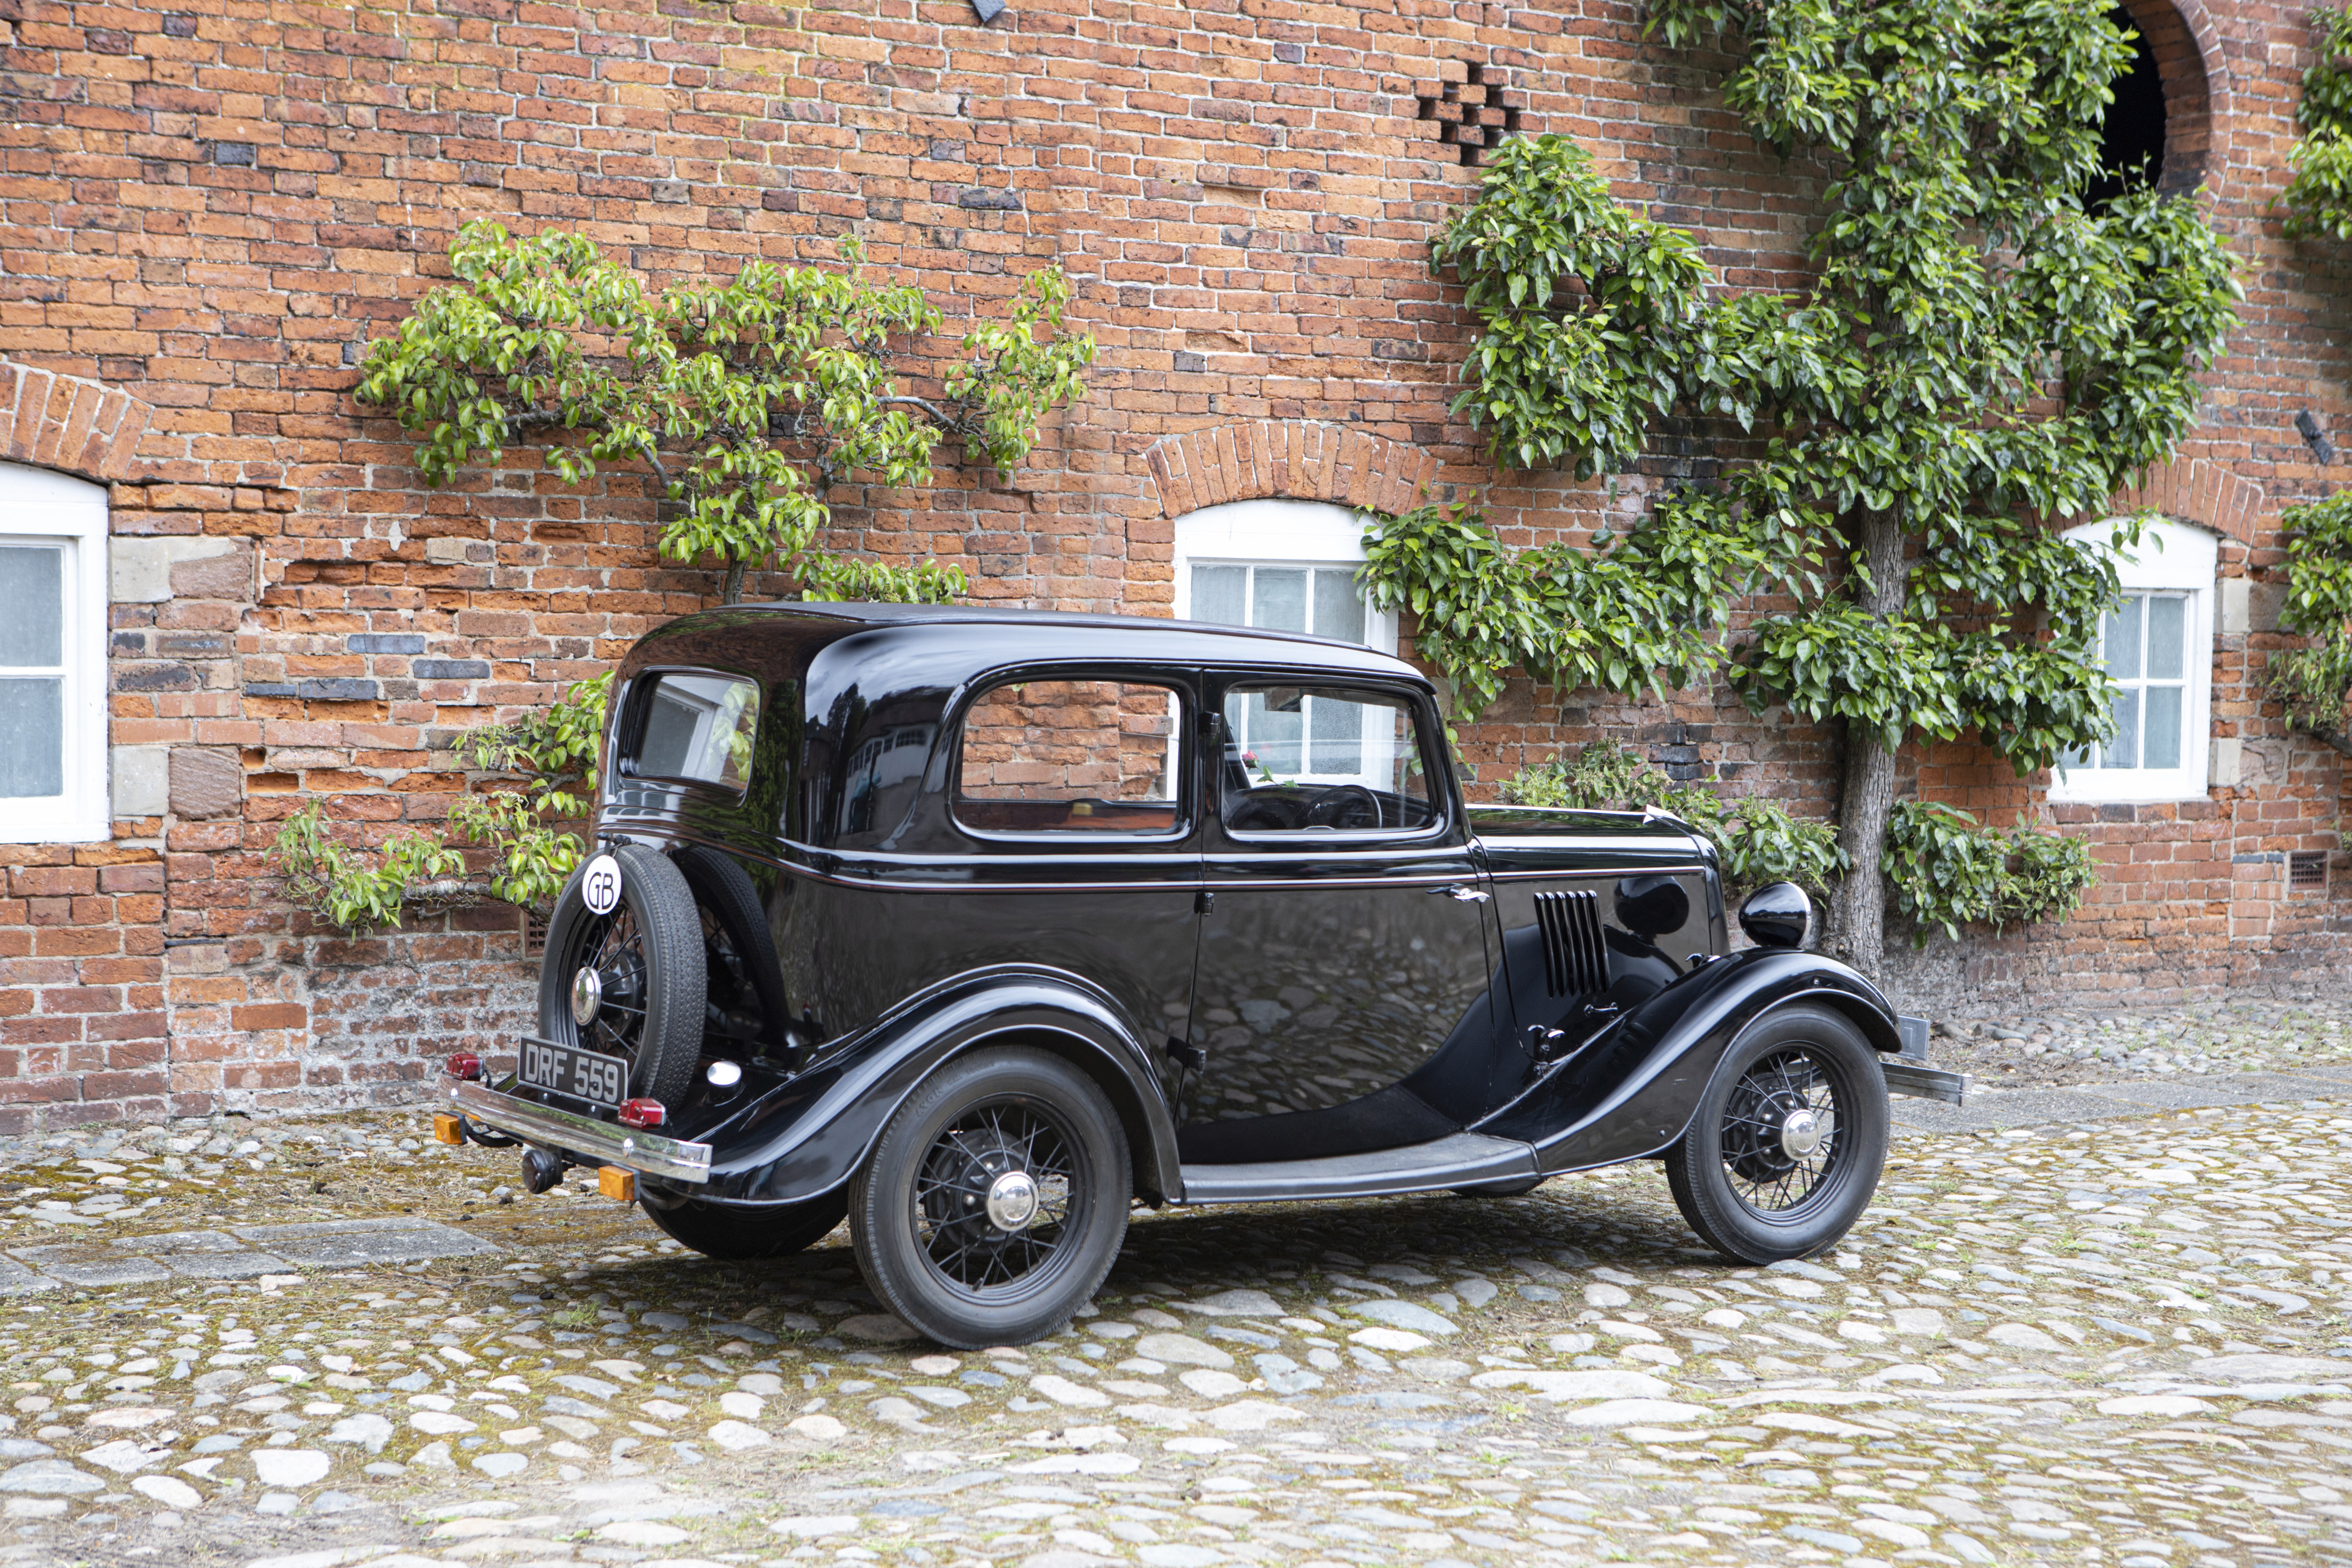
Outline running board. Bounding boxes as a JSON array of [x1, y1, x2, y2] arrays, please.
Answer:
[[1883, 1058, 1967, 1106], [1177, 1132, 1536, 1206]]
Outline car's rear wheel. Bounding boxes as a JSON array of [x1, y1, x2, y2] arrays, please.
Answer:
[[1664, 1005, 1886, 1264], [641, 1191, 847, 1261], [848, 1047, 1129, 1349], [536, 844, 705, 1112]]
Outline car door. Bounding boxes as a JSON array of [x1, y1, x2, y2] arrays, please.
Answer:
[[1176, 674, 1508, 1163]]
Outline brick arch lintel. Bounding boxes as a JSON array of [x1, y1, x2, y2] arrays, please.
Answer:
[[2110, 453, 2264, 547], [0, 361, 158, 485], [1144, 421, 1441, 520]]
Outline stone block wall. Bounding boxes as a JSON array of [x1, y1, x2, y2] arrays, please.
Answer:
[[0, 0, 2346, 1126]]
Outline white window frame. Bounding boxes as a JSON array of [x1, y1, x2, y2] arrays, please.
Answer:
[[2047, 515, 2215, 805], [0, 463, 109, 844], [1171, 498, 1398, 656]]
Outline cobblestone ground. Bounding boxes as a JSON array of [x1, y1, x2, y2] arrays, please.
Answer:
[[1929, 998, 2352, 1087], [0, 1084, 2348, 1568]]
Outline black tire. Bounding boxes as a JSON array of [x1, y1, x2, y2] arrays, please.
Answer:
[[674, 846, 792, 1059], [1664, 1005, 1887, 1264], [849, 1047, 1129, 1349], [642, 1191, 847, 1261], [536, 844, 705, 1112]]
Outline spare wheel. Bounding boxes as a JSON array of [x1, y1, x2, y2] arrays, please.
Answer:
[[536, 843, 705, 1112]]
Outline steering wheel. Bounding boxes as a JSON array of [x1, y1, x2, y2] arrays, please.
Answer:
[[1304, 784, 1382, 830]]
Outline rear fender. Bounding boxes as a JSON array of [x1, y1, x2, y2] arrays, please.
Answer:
[[674, 970, 1182, 1208], [1478, 948, 1899, 1172]]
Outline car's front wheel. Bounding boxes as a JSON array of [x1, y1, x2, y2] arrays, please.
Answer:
[[1663, 1005, 1887, 1264], [848, 1046, 1130, 1349], [641, 1191, 847, 1261]]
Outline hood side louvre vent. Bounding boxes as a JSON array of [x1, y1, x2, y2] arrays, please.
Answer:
[[1534, 889, 1607, 997]]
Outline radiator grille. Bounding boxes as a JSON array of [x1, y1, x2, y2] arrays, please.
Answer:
[[1534, 889, 1608, 997]]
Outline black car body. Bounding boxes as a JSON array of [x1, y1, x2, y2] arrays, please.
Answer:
[[446, 604, 1955, 1346]]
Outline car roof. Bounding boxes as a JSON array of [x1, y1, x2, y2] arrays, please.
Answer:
[[634, 601, 1431, 685]]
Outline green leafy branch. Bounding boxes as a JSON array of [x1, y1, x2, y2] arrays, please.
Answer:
[[2268, 490, 2352, 755], [1498, 742, 1848, 897], [272, 675, 615, 930], [2283, 4, 2352, 239], [357, 224, 1097, 604], [1882, 801, 2098, 946]]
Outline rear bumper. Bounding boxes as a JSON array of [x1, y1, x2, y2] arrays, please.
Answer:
[[446, 1077, 714, 1185]]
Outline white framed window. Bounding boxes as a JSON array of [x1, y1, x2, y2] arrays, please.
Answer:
[[0, 463, 109, 844], [1172, 499, 1396, 654], [2049, 516, 2215, 805]]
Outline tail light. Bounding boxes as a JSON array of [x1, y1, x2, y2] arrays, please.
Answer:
[[445, 1053, 483, 1081], [617, 1098, 666, 1129]]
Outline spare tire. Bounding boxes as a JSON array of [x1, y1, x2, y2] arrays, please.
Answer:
[[675, 845, 792, 1061], [537, 844, 705, 1112]]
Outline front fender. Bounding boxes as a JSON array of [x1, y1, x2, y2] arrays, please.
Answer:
[[676, 969, 1183, 1207], [1478, 947, 1898, 1172]]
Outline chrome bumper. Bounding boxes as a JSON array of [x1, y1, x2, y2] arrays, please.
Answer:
[[446, 1077, 714, 1184]]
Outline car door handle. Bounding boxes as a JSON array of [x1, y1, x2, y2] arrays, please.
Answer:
[[1432, 884, 1490, 903]]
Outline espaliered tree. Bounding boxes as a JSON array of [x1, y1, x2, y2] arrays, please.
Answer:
[[1371, 0, 2239, 977], [358, 222, 1096, 604]]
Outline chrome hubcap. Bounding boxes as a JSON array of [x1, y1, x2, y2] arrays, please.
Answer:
[[1779, 1106, 1829, 1160], [570, 966, 603, 1028], [984, 1169, 1041, 1231]]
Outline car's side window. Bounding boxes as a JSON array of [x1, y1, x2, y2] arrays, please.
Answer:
[[1218, 683, 1439, 835], [954, 678, 1186, 837]]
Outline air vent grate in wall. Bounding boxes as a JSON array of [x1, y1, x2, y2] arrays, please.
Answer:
[[1534, 889, 1608, 997], [2290, 850, 2328, 893], [1416, 62, 1524, 168]]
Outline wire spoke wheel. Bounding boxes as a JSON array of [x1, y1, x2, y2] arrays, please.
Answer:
[[1663, 1006, 1887, 1265], [912, 1099, 1080, 1295], [534, 844, 706, 1112], [850, 1046, 1130, 1349], [1718, 1047, 1840, 1214]]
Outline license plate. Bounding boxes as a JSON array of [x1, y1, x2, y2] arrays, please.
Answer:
[[519, 1036, 629, 1112]]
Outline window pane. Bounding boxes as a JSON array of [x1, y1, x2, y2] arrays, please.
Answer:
[[1312, 567, 1365, 645], [1221, 685, 1435, 833], [2104, 596, 2142, 680], [957, 680, 1183, 834], [1253, 568, 1306, 633], [2143, 685, 2182, 770], [2106, 687, 2140, 770], [634, 672, 760, 788], [1245, 692, 1302, 775], [0, 547, 63, 668], [0, 678, 63, 798], [1192, 565, 1246, 628], [2144, 594, 2186, 681], [1307, 691, 1362, 774]]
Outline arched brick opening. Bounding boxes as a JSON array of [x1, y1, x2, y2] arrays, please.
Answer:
[[2116, 0, 2225, 196], [1143, 422, 1441, 521], [2110, 453, 2266, 545], [0, 362, 157, 484]]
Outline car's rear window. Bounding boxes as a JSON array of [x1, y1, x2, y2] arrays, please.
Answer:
[[632, 671, 760, 790], [955, 678, 1184, 836]]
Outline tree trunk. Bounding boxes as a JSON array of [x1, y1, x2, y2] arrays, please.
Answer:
[[720, 558, 748, 605], [1823, 510, 1907, 978]]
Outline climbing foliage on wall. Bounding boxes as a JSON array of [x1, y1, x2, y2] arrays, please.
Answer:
[[1390, 0, 2240, 975], [2269, 490, 2352, 755], [271, 675, 612, 931], [2282, 4, 2352, 239], [356, 223, 1096, 604]]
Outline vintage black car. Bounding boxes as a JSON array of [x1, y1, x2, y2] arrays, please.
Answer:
[[443, 604, 1958, 1349]]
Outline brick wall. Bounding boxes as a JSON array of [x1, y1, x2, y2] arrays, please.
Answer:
[[0, 0, 2347, 1126]]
